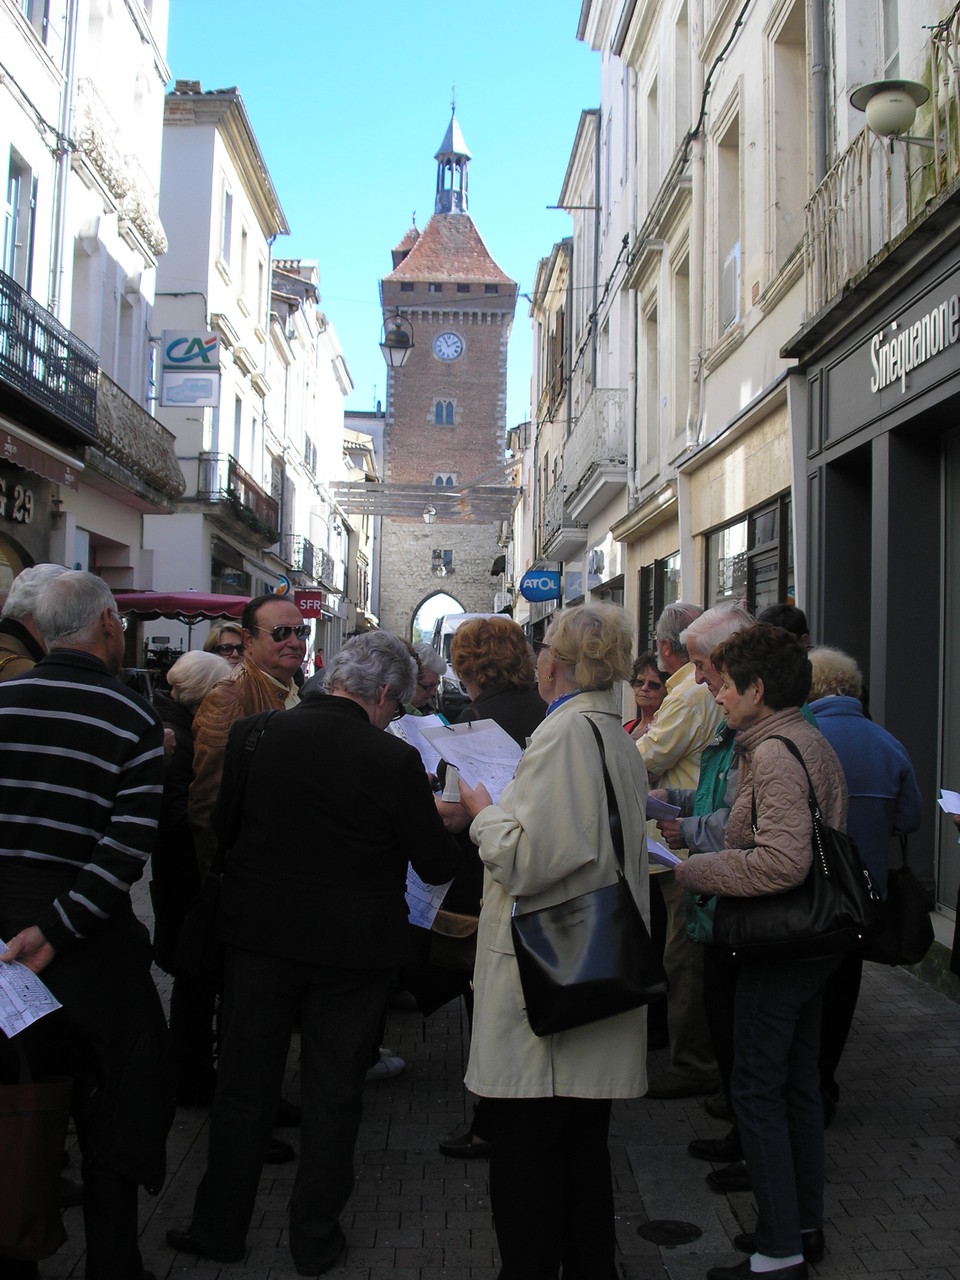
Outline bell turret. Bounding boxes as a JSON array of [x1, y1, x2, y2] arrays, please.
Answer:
[[434, 112, 471, 214]]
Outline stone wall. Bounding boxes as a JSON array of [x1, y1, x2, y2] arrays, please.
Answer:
[[377, 517, 502, 637]]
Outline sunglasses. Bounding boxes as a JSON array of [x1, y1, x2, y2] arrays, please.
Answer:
[[215, 643, 243, 656], [532, 639, 550, 656], [633, 678, 663, 690], [254, 624, 311, 643]]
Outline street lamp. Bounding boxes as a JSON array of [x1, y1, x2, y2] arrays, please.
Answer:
[[422, 504, 437, 524], [849, 79, 931, 144], [380, 310, 415, 369]]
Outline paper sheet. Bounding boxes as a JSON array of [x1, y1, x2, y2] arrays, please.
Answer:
[[646, 795, 681, 821], [419, 718, 524, 803], [647, 839, 683, 869], [405, 867, 453, 929], [0, 940, 61, 1038], [937, 788, 960, 813], [388, 713, 447, 776]]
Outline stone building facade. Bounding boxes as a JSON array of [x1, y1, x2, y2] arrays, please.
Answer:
[[377, 113, 518, 638]]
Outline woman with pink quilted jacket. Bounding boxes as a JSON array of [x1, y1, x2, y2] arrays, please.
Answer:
[[675, 623, 847, 1280]]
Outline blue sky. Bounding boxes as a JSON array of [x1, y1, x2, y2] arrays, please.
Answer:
[[165, 1, 598, 430]]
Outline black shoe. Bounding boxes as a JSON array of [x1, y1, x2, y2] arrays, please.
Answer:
[[734, 1229, 824, 1264], [438, 1128, 492, 1159], [688, 1130, 742, 1163], [294, 1223, 346, 1276], [265, 1135, 296, 1164], [276, 1096, 302, 1127], [165, 1228, 245, 1263], [704, 1089, 732, 1120], [706, 1160, 751, 1193], [707, 1258, 807, 1280]]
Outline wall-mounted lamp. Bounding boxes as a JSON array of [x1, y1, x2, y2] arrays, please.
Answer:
[[380, 310, 415, 368], [422, 504, 437, 525], [849, 79, 932, 146]]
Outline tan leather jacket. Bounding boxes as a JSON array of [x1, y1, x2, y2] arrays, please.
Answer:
[[680, 706, 847, 899], [188, 659, 296, 878]]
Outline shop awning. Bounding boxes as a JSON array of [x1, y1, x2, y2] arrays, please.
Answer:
[[113, 591, 248, 623], [0, 417, 83, 488]]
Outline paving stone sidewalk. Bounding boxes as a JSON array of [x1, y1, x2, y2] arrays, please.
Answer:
[[38, 885, 960, 1280]]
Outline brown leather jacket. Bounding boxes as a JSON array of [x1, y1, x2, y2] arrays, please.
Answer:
[[188, 659, 297, 878]]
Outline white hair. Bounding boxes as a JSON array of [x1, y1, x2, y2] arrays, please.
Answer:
[[167, 651, 234, 708], [1, 563, 71, 621]]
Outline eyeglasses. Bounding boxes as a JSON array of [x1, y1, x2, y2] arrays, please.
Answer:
[[111, 610, 128, 632], [417, 679, 440, 693], [632, 679, 663, 691], [254, 624, 310, 643], [215, 643, 243, 656]]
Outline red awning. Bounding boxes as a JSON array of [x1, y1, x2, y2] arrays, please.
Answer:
[[113, 591, 249, 623]]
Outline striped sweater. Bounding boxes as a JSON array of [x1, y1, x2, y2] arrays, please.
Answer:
[[0, 649, 165, 952]]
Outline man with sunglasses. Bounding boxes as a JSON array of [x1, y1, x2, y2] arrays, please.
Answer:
[[189, 594, 309, 882]]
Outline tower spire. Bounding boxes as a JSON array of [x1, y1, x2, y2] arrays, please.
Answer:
[[434, 108, 471, 215]]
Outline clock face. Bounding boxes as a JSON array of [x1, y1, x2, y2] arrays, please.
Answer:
[[433, 332, 464, 361]]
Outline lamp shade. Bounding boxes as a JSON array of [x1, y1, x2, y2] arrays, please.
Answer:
[[380, 312, 414, 368], [850, 79, 929, 137]]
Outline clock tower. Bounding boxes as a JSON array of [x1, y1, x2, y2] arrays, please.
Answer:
[[378, 112, 518, 638]]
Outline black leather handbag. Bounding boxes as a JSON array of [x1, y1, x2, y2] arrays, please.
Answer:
[[712, 735, 882, 961], [510, 718, 667, 1037], [861, 835, 934, 965]]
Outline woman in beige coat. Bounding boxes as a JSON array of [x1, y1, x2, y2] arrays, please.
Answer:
[[676, 623, 848, 1280], [458, 604, 649, 1280]]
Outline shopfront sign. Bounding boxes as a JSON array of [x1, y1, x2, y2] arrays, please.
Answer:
[[869, 291, 960, 394], [294, 591, 324, 618], [518, 570, 561, 602]]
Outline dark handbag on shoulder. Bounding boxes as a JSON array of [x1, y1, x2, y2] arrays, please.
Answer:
[[712, 735, 882, 961], [861, 835, 934, 966], [0, 1038, 72, 1260], [174, 709, 276, 981], [510, 717, 667, 1037]]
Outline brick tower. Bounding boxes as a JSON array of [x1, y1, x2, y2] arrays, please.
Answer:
[[378, 112, 518, 638]]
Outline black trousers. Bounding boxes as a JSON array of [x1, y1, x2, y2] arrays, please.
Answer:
[[485, 1096, 618, 1280], [188, 946, 393, 1268]]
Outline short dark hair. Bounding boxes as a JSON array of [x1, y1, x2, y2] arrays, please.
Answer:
[[712, 622, 811, 710], [241, 593, 281, 633], [630, 651, 662, 685], [756, 603, 808, 641]]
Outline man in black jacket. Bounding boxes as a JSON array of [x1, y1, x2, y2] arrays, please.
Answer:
[[167, 631, 464, 1275]]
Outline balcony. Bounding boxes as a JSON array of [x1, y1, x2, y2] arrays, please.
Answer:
[[91, 373, 185, 503], [0, 268, 98, 443], [280, 533, 315, 578], [196, 453, 279, 544], [802, 10, 960, 319], [540, 480, 587, 562], [73, 78, 131, 205], [317, 549, 340, 591], [563, 388, 628, 522]]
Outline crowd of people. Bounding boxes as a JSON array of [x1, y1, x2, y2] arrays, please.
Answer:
[[0, 565, 956, 1280]]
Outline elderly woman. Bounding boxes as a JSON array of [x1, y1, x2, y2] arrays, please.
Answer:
[[166, 632, 462, 1272], [457, 604, 648, 1280], [411, 641, 446, 712], [151, 650, 233, 1102], [624, 649, 666, 738], [808, 645, 922, 1123], [675, 624, 848, 1280], [203, 622, 244, 666]]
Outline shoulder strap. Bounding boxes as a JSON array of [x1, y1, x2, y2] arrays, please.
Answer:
[[584, 717, 626, 876], [767, 732, 821, 816]]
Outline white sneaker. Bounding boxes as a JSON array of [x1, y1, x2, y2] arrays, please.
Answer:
[[365, 1049, 405, 1082]]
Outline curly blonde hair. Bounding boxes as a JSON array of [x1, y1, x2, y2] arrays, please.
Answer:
[[545, 604, 634, 691], [451, 616, 535, 691], [808, 646, 862, 700]]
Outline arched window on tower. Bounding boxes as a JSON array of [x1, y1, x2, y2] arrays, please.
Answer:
[[445, 401, 454, 425]]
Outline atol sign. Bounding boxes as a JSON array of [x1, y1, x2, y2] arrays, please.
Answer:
[[160, 331, 221, 408], [294, 590, 324, 619], [518, 569, 562, 602]]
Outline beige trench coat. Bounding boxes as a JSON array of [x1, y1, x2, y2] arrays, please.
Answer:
[[464, 688, 650, 1099]]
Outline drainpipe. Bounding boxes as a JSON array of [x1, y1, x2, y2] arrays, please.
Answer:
[[811, 0, 827, 185], [591, 119, 601, 385], [685, 0, 706, 450], [48, 0, 79, 321]]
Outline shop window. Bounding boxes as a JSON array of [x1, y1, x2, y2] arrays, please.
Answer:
[[704, 493, 793, 613], [637, 553, 680, 650]]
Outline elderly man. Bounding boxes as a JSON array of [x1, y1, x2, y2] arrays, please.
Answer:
[[0, 571, 169, 1280], [0, 562, 69, 680], [638, 601, 724, 1099], [166, 632, 463, 1273], [189, 592, 308, 879]]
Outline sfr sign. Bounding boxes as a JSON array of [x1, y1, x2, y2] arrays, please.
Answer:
[[294, 591, 324, 618]]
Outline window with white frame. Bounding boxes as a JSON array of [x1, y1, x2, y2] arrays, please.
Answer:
[[716, 111, 741, 332], [646, 79, 660, 210], [672, 253, 690, 439], [3, 151, 36, 290], [642, 300, 659, 466], [219, 182, 233, 272], [771, 0, 808, 272], [675, 2, 691, 146]]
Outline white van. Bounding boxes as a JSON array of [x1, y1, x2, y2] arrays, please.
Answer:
[[430, 611, 499, 718]]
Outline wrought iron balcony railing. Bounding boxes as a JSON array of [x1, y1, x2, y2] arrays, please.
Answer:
[[803, 4, 960, 316], [0, 268, 98, 440], [280, 533, 315, 577], [197, 452, 280, 538]]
